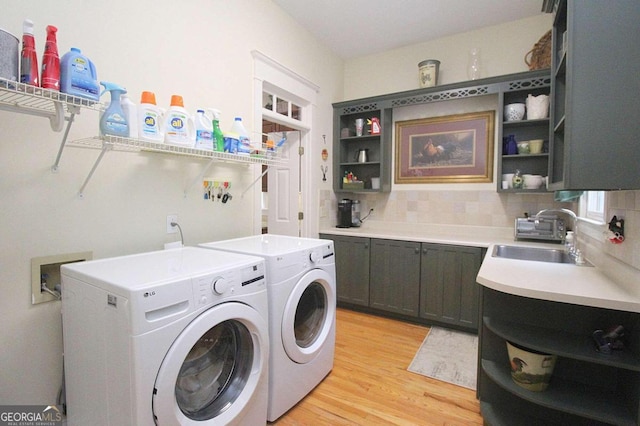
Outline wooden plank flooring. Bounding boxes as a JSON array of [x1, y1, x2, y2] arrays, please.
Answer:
[[274, 308, 483, 425]]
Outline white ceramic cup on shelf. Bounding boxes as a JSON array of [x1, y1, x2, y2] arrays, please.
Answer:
[[371, 177, 380, 190], [502, 173, 515, 188]]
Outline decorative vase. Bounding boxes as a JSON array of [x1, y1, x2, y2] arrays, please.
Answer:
[[506, 134, 518, 155], [467, 48, 481, 80]]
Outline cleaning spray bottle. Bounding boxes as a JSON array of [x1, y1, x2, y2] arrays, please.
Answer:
[[99, 81, 129, 137], [40, 25, 60, 90], [20, 19, 39, 86], [208, 109, 225, 152]]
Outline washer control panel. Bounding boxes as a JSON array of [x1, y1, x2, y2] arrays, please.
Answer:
[[193, 260, 266, 307]]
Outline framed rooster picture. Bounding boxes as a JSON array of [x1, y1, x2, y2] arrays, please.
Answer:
[[395, 111, 494, 184]]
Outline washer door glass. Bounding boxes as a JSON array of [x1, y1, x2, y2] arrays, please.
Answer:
[[282, 268, 336, 364], [176, 320, 253, 421]]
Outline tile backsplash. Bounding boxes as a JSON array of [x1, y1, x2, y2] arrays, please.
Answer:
[[320, 189, 572, 229], [320, 189, 640, 278]]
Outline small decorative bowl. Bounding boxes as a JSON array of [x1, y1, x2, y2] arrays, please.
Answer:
[[517, 141, 530, 154], [504, 103, 526, 121], [523, 174, 543, 189], [529, 139, 544, 154]]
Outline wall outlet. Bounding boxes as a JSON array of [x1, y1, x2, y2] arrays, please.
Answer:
[[167, 215, 178, 234]]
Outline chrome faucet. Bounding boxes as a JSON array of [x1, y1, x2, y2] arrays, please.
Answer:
[[534, 208, 577, 227], [534, 208, 583, 263]]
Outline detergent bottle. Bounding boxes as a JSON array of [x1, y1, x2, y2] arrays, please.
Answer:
[[208, 109, 225, 152], [121, 94, 138, 138], [137, 91, 164, 142], [99, 81, 129, 137], [163, 95, 195, 147], [60, 48, 100, 101], [20, 19, 39, 86], [230, 116, 251, 154], [40, 25, 60, 90], [194, 109, 214, 150]]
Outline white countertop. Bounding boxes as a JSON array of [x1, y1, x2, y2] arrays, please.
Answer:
[[320, 223, 640, 314], [320, 222, 516, 248]]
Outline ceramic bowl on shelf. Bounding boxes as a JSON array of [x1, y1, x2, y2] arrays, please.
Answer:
[[523, 174, 543, 189], [517, 141, 530, 154], [504, 103, 525, 121], [529, 139, 544, 154]]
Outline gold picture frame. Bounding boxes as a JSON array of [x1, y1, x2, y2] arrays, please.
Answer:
[[395, 111, 495, 184]]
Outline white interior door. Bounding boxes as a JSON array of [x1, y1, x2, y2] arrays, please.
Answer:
[[267, 130, 301, 236]]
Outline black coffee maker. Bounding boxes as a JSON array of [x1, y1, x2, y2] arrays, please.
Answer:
[[337, 199, 352, 228]]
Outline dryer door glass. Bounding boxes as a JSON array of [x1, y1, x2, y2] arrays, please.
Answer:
[[294, 282, 327, 348], [175, 320, 253, 421]]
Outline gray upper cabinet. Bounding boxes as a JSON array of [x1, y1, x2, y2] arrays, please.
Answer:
[[549, 0, 640, 190], [332, 104, 392, 193], [497, 75, 551, 193], [333, 69, 559, 196]]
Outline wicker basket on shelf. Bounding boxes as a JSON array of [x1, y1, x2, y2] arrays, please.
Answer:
[[525, 30, 552, 70]]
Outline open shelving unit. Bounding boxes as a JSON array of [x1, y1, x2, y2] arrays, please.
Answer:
[[1, 77, 287, 197], [479, 287, 640, 426], [333, 69, 552, 194]]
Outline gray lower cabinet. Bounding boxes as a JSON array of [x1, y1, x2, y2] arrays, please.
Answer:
[[479, 286, 640, 425], [420, 243, 483, 330], [369, 239, 420, 316], [321, 234, 483, 331], [322, 234, 370, 306]]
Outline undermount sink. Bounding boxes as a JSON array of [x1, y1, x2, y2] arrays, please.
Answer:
[[492, 244, 589, 265]]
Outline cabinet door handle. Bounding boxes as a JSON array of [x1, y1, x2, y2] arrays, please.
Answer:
[[422, 248, 427, 254], [364, 243, 369, 249], [415, 247, 420, 254]]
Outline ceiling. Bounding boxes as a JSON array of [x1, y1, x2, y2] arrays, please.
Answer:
[[272, 0, 545, 58]]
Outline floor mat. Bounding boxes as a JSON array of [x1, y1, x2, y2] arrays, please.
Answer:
[[407, 326, 478, 390]]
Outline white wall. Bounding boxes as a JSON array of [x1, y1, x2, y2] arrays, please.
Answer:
[[0, 0, 343, 404], [343, 14, 553, 100]]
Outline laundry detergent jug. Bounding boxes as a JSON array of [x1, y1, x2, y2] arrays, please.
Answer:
[[137, 91, 164, 142], [163, 95, 195, 147]]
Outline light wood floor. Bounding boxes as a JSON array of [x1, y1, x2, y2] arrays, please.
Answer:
[[274, 308, 483, 425]]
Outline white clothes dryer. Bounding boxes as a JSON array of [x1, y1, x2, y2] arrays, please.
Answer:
[[61, 247, 269, 426], [199, 234, 336, 421]]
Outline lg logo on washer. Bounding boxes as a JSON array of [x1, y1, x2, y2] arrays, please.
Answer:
[[144, 291, 156, 298]]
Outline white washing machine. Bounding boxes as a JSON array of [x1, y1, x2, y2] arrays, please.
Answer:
[[61, 247, 269, 426], [199, 234, 336, 421]]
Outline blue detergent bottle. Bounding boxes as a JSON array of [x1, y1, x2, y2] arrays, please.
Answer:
[[60, 48, 100, 101], [99, 81, 129, 137]]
